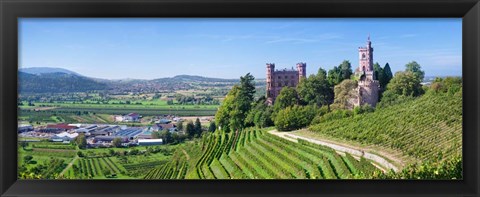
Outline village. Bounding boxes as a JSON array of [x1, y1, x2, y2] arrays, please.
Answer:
[[18, 113, 213, 147]]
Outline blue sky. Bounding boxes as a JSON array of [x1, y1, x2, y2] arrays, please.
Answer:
[[19, 18, 461, 79]]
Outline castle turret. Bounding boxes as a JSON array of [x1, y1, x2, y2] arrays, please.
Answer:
[[296, 62, 306, 80], [266, 63, 275, 103], [357, 35, 375, 80]]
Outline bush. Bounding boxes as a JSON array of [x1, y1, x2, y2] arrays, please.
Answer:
[[274, 105, 318, 131], [353, 104, 374, 115]]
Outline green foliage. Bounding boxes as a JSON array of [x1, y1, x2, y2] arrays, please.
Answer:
[[176, 121, 184, 132], [273, 86, 299, 115], [75, 134, 87, 149], [112, 137, 123, 148], [208, 122, 216, 132], [274, 105, 318, 131], [186, 120, 196, 138], [429, 77, 462, 95], [405, 61, 425, 81], [23, 155, 33, 163], [377, 156, 462, 179], [215, 73, 257, 132], [310, 91, 462, 161], [159, 130, 173, 144], [383, 63, 393, 87], [194, 118, 202, 136], [384, 71, 423, 97], [327, 60, 353, 86], [353, 104, 374, 116], [297, 68, 334, 107], [145, 128, 380, 180], [245, 96, 274, 128], [331, 79, 358, 110]]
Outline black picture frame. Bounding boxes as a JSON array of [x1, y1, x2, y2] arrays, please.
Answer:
[[1, 0, 479, 196]]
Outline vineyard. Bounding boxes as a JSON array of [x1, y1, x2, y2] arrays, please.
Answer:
[[144, 128, 380, 179], [307, 91, 462, 163]]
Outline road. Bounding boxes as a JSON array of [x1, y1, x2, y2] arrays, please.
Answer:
[[268, 130, 400, 172]]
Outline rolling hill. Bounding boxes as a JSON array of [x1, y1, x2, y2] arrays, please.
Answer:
[[18, 72, 109, 93]]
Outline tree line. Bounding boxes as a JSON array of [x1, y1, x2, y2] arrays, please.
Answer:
[[215, 60, 437, 132]]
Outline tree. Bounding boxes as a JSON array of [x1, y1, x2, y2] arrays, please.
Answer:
[[176, 121, 184, 132], [77, 151, 84, 157], [327, 60, 353, 86], [159, 130, 173, 144], [112, 137, 123, 148], [75, 134, 87, 149], [405, 61, 425, 81], [373, 62, 385, 86], [186, 120, 195, 138], [215, 85, 240, 133], [331, 79, 358, 110], [385, 71, 423, 97], [297, 68, 333, 107], [208, 122, 216, 132], [23, 155, 33, 163], [274, 105, 318, 131], [383, 63, 393, 86], [273, 86, 299, 115], [339, 60, 353, 80], [194, 118, 202, 136]]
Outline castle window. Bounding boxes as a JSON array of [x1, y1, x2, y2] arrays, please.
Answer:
[[278, 76, 281, 79], [278, 83, 281, 86], [291, 76, 294, 79], [285, 76, 288, 79]]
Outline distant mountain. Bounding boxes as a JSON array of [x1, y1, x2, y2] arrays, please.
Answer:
[[153, 75, 239, 83], [18, 72, 108, 93], [20, 67, 82, 76], [17, 68, 262, 94]]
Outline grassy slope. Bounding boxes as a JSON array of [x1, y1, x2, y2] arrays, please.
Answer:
[[307, 91, 462, 163]]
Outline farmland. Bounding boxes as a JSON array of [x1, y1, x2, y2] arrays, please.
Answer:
[[18, 141, 176, 179], [305, 91, 462, 163], [144, 128, 380, 179]]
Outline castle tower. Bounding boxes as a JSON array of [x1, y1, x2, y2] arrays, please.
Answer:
[[357, 35, 375, 80], [296, 62, 307, 80], [266, 63, 275, 104], [352, 35, 380, 108]]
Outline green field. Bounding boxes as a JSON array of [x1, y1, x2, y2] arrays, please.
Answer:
[[144, 128, 380, 179]]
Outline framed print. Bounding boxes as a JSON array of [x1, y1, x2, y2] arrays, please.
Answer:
[[1, 0, 479, 196]]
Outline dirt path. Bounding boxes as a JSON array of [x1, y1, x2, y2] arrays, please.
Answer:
[[268, 130, 400, 172], [58, 156, 79, 178]]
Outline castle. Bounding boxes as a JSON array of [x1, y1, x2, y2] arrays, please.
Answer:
[[265, 62, 306, 105], [351, 36, 380, 108], [266, 36, 379, 108]]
